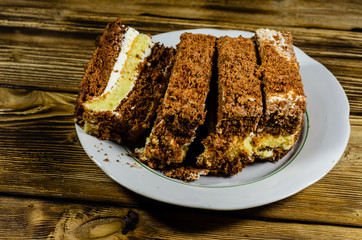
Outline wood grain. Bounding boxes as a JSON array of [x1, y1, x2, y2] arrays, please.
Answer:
[[1, 0, 361, 32], [0, 196, 361, 240]]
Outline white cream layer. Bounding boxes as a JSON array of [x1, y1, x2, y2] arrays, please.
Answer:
[[101, 27, 139, 96], [267, 91, 305, 111], [256, 28, 294, 61], [111, 37, 154, 117], [87, 27, 154, 113]]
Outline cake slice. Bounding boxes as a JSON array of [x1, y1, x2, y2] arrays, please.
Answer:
[[253, 28, 306, 161], [196, 36, 263, 175], [74, 19, 175, 144], [139, 33, 217, 168]]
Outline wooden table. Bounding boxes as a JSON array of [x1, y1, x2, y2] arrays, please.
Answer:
[[0, 0, 361, 239]]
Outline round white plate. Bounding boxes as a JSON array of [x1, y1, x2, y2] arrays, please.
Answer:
[[76, 29, 350, 210]]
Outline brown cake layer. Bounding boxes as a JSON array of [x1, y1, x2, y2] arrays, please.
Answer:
[[215, 36, 262, 135], [75, 19, 175, 145], [255, 29, 306, 135], [75, 21, 306, 181], [161, 33, 217, 136], [140, 33, 217, 166], [254, 28, 306, 161], [196, 36, 263, 175], [83, 44, 175, 144], [113, 43, 176, 144], [74, 19, 127, 120]]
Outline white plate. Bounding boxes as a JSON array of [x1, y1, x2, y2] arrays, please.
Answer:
[[76, 29, 350, 210]]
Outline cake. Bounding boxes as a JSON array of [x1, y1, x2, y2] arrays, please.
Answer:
[[75, 20, 306, 182], [139, 33, 217, 170], [74, 19, 175, 144], [196, 36, 263, 175], [252, 28, 306, 161]]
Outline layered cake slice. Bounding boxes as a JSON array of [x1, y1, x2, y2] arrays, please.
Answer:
[[74, 19, 175, 144], [139, 33, 217, 168], [75, 20, 307, 181], [196, 36, 263, 175], [252, 28, 306, 161]]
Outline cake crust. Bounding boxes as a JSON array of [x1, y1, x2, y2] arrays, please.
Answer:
[[141, 33, 217, 167], [113, 44, 176, 144], [196, 36, 263, 175], [254, 28, 306, 161], [75, 22, 307, 181], [75, 19, 175, 145], [74, 19, 127, 120], [256, 29, 306, 134]]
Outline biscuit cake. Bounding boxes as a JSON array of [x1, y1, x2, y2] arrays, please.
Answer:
[[139, 33, 217, 169], [74, 19, 175, 144], [252, 28, 306, 161], [75, 21, 306, 181], [197, 36, 263, 175]]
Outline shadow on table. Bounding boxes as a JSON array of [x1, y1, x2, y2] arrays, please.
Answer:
[[132, 194, 276, 237]]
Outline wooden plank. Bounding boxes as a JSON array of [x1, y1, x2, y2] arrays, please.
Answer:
[[0, 87, 361, 226], [0, 195, 361, 240], [0, 87, 143, 205], [0, 0, 361, 33], [0, 32, 93, 93]]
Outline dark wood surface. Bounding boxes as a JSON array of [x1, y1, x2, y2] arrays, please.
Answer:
[[0, 0, 361, 239]]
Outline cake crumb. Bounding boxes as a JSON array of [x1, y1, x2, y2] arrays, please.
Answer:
[[90, 156, 93, 158], [116, 159, 120, 162], [104, 153, 108, 156], [104, 158, 109, 162], [109, 146, 112, 148]]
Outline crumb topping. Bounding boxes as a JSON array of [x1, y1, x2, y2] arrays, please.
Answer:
[[140, 33, 217, 167]]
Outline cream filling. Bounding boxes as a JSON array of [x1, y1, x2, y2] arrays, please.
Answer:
[[224, 134, 254, 161], [269, 91, 304, 103], [83, 122, 98, 135], [199, 130, 298, 163], [84, 32, 154, 112], [198, 133, 254, 167], [102, 27, 139, 96], [256, 28, 293, 61], [267, 91, 305, 111], [252, 132, 298, 159]]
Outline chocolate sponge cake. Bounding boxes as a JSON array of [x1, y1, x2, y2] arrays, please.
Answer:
[[253, 28, 306, 161], [197, 36, 263, 175], [140, 33, 217, 168], [75, 20, 306, 181], [75, 19, 175, 144]]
